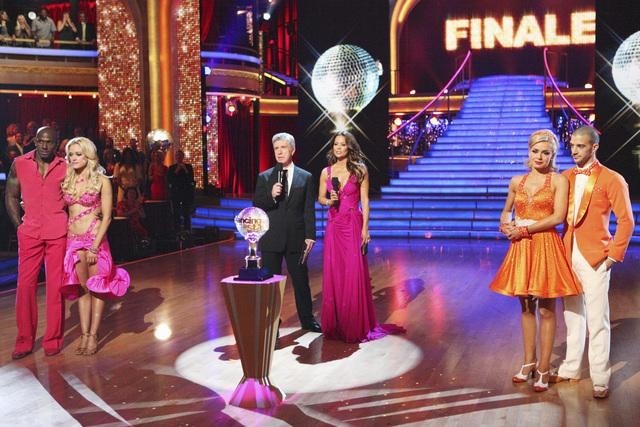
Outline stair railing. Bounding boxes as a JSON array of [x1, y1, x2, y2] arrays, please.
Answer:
[[387, 50, 472, 174], [543, 47, 599, 146]]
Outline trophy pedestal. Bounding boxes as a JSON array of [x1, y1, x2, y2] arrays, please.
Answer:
[[220, 275, 287, 408], [235, 255, 273, 281]]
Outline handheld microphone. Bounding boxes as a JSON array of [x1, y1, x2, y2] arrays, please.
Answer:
[[331, 177, 340, 207], [331, 177, 340, 192], [276, 162, 284, 184]]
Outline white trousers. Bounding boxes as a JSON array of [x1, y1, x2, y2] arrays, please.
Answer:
[[558, 243, 611, 387]]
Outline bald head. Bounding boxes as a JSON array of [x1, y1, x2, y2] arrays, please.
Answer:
[[35, 126, 58, 162]]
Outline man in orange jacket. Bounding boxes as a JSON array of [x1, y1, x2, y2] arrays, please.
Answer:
[[554, 126, 634, 399]]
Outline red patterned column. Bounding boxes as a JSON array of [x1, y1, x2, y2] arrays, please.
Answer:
[[173, 0, 204, 188], [96, 0, 142, 149]]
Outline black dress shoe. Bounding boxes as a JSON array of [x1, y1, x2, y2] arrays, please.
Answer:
[[302, 320, 322, 333], [11, 350, 33, 360]]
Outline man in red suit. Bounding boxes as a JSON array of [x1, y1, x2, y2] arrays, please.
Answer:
[[553, 126, 635, 398], [5, 127, 67, 359]]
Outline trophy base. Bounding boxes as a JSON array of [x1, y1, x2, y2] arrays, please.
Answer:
[[229, 377, 285, 408], [235, 267, 273, 281]]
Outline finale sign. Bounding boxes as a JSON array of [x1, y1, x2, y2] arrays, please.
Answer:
[[445, 11, 595, 51]]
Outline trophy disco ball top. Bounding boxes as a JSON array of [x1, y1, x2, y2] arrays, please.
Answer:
[[612, 30, 640, 105], [311, 44, 383, 114]]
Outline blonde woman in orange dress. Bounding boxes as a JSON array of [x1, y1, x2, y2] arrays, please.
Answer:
[[489, 129, 581, 392]]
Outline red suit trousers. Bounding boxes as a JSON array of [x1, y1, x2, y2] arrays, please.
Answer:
[[14, 229, 66, 353]]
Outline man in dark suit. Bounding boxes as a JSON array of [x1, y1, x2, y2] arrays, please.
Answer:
[[253, 132, 321, 332], [75, 12, 95, 49]]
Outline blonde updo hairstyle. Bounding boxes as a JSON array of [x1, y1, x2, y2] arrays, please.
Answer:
[[61, 137, 104, 197], [526, 129, 559, 172]]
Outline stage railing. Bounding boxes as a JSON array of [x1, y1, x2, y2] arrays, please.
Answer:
[[387, 50, 472, 170], [543, 47, 599, 145]]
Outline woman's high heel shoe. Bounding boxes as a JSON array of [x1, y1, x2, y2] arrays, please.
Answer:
[[83, 334, 98, 356], [512, 362, 537, 383], [75, 333, 89, 355], [533, 370, 549, 392]]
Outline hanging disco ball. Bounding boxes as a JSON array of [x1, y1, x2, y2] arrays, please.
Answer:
[[311, 44, 383, 114], [612, 31, 640, 105], [146, 128, 173, 150]]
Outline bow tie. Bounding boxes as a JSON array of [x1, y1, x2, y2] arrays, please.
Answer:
[[573, 162, 598, 176]]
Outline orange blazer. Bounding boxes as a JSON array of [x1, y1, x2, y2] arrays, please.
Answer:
[[562, 164, 635, 267]]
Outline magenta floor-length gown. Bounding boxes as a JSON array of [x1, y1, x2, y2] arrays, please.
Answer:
[[321, 168, 405, 343]]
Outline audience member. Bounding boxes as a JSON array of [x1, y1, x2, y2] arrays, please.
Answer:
[[31, 8, 56, 47], [114, 147, 143, 202], [14, 14, 32, 46], [56, 12, 77, 46], [76, 11, 95, 48], [116, 187, 150, 240], [6, 123, 22, 151], [167, 150, 195, 231], [0, 10, 11, 44], [147, 149, 167, 200]]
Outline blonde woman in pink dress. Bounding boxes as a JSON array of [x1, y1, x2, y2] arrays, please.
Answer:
[[61, 137, 130, 355]]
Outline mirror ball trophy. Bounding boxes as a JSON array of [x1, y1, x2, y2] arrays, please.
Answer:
[[234, 207, 273, 281]]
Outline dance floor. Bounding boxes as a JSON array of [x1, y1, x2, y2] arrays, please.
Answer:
[[1, 238, 638, 426]]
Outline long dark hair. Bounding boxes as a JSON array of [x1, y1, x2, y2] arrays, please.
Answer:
[[326, 131, 367, 183]]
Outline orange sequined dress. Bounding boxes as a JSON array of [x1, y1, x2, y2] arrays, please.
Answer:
[[489, 173, 582, 298]]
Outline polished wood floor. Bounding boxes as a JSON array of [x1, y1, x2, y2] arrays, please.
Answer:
[[1, 238, 639, 426]]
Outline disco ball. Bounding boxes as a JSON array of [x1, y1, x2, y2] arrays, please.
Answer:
[[612, 31, 640, 104], [146, 128, 173, 150], [311, 44, 382, 113]]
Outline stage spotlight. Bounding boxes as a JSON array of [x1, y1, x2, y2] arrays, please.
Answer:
[[588, 113, 596, 122], [409, 89, 416, 95], [43, 93, 48, 98], [154, 323, 172, 340], [205, 115, 211, 123], [263, 12, 271, 21], [18, 93, 22, 97], [429, 116, 440, 126], [27, 11, 36, 20], [393, 117, 403, 126], [203, 66, 212, 76], [584, 83, 593, 89], [612, 31, 640, 104]]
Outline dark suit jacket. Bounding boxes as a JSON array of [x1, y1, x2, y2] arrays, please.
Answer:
[[253, 165, 316, 253], [78, 22, 95, 42]]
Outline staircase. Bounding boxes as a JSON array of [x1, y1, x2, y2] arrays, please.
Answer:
[[193, 75, 640, 242]]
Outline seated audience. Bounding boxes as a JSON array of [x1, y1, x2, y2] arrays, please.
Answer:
[[116, 187, 150, 240]]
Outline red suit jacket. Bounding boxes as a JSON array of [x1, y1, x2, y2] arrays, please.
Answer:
[[562, 163, 634, 267]]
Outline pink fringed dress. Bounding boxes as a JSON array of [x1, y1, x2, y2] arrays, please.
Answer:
[[61, 189, 130, 300]]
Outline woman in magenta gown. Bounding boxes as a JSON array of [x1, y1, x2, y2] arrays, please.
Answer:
[[61, 137, 130, 355], [318, 131, 405, 343]]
